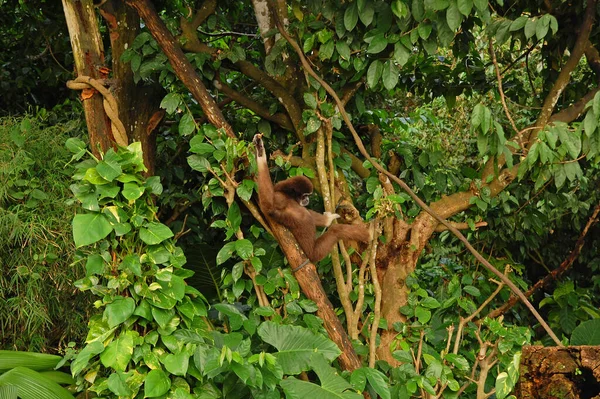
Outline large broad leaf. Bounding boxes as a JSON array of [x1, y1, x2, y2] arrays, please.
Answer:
[[104, 296, 136, 328], [0, 351, 61, 373], [72, 213, 113, 247], [139, 222, 174, 245], [100, 331, 136, 371], [280, 354, 362, 399], [571, 319, 600, 345], [71, 341, 105, 376], [0, 367, 74, 399], [144, 369, 171, 398], [257, 322, 340, 375]]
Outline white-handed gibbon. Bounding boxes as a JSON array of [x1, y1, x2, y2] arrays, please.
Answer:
[[253, 134, 370, 262]]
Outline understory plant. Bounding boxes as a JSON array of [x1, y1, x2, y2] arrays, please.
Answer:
[[0, 115, 89, 352], [67, 141, 362, 398]]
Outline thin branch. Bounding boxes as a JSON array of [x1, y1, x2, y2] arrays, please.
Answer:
[[213, 77, 294, 131], [489, 39, 519, 136], [486, 201, 600, 320], [368, 222, 382, 368]]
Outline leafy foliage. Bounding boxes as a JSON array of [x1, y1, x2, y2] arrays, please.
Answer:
[[0, 116, 90, 352], [0, 350, 74, 399]]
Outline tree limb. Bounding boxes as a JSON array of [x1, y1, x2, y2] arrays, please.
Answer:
[[486, 201, 600, 320], [126, 0, 234, 137], [213, 77, 294, 131], [526, 0, 595, 146]]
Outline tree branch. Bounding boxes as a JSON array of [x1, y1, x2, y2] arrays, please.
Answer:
[[213, 77, 294, 131], [486, 201, 600, 320], [526, 0, 595, 145], [126, 0, 234, 137]]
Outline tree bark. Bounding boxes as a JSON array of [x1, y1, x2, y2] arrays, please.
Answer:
[[126, 0, 235, 138], [99, 0, 163, 174], [62, 0, 114, 156]]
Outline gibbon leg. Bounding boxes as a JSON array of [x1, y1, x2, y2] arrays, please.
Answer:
[[309, 224, 369, 262]]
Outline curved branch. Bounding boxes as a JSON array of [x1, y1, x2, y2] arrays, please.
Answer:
[[526, 0, 595, 145], [127, 0, 234, 138], [213, 78, 294, 131]]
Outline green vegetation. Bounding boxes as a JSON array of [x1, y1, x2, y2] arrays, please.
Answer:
[[1, 0, 600, 397], [0, 115, 90, 352], [0, 351, 74, 399]]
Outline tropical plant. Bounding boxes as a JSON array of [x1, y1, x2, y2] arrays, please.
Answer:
[[0, 350, 74, 399]]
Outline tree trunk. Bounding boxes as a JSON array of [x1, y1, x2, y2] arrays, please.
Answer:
[[99, 0, 163, 174], [62, 0, 113, 156], [517, 346, 600, 398]]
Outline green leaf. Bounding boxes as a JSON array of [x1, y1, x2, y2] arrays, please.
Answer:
[[280, 355, 362, 399], [190, 142, 215, 155], [358, 2, 375, 26], [382, 60, 399, 90], [304, 93, 318, 109], [446, 1, 462, 31], [335, 41, 351, 60], [139, 222, 174, 245], [100, 331, 135, 371], [417, 22, 432, 39], [72, 213, 113, 247], [216, 242, 236, 265], [393, 42, 411, 66], [160, 92, 181, 114], [257, 322, 340, 375], [583, 110, 597, 137], [364, 368, 391, 399], [367, 34, 388, 54], [524, 18, 537, 39], [495, 372, 511, 399], [367, 60, 383, 88], [412, 0, 425, 21], [305, 117, 321, 134], [235, 239, 253, 260], [414, 306, 431, 323], [571, 319, 600, 345], [535, 14, 550, 40], [161, 352, 189, 376], [457, 0, 473, 15], [463, 285, 480, 296], [85, 254, 105, 276], [107, 372, 132, 396], [557, 126, 581, 158], [96, 150, 122, 182], [392, 0, 409, 18], [187, 155, 210, 173], [431, 0, 450, 10], [473, 0, 487, 12], [144, 369, 171, 398], [65, 137, 87, 155], [179, 113, 196, 136], [0, 351, 61, 373], [105, 296, 136, 328], [71, 341, 104, 376], [344, 3, 359, 31], [0, 367, 74, 399], [122, 182, 144, 201], [510, 15, 528, 31]]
